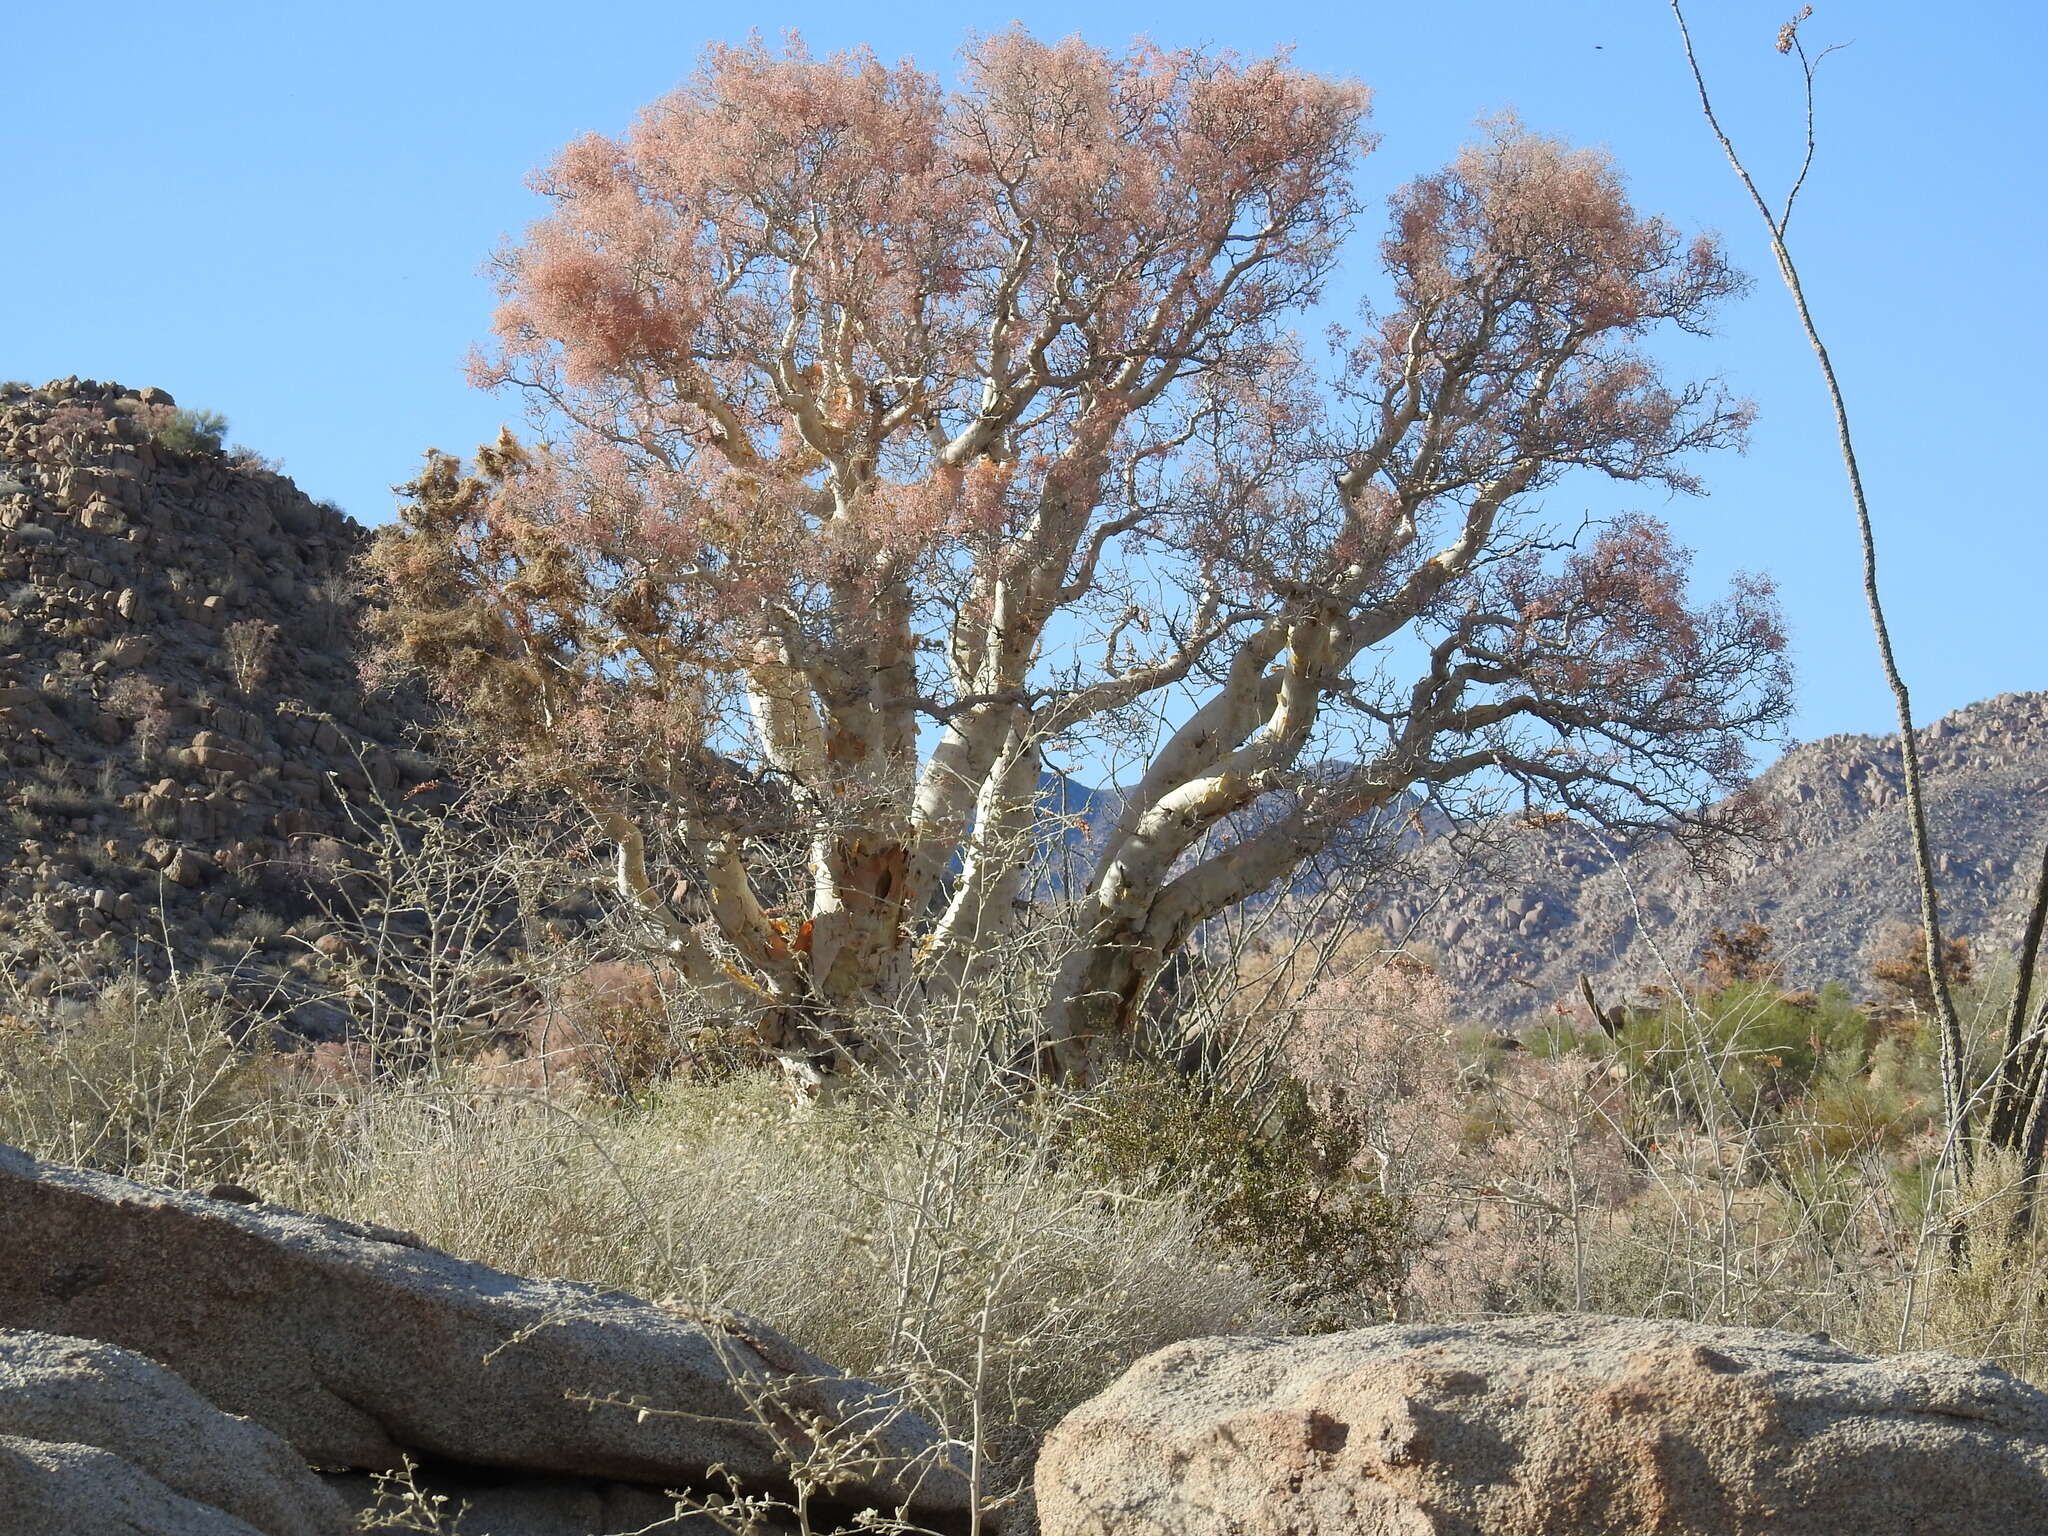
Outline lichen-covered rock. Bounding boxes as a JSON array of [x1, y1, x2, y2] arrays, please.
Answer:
[[1036, 1314, 2048, 1536], [0, 1142, 969, 1526]]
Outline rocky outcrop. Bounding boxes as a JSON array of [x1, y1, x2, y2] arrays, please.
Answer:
[[0, 1141, 969, 1529], [0, 1329, 349, 1536], [0, 377, 442, 1006], [1036, 1314, 2048, 1536]]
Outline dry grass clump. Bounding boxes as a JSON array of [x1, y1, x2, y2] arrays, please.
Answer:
[[0, 981, 283, 1185]]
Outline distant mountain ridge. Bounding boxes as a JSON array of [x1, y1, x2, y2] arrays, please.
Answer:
[[1373, 692, 2048, 1022]]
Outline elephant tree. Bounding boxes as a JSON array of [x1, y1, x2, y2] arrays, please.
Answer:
[[368, 31, 1790, 1080]]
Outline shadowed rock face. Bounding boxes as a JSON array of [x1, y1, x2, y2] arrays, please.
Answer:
[[0, 1142, 971, 1528], [1, 1436, 273, 1536], [320, 1464, 743, 1535], [1036, 1313, 2048, 1536], [0, 1329, 350, 1536]]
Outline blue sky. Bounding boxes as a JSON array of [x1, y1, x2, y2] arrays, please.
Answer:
[[6, 1, 2041, 754]]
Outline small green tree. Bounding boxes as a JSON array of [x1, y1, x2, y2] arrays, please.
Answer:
[[151, 406, 228, 456]]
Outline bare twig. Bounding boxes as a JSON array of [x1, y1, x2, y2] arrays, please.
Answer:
[[1666, 1, 1968, 1150]]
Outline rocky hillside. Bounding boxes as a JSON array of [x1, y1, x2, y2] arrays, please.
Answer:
[[1381, 691, 2048, 1022], [0, 377, 438, 1004]]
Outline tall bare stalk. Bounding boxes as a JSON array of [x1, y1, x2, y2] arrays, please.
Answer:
[[1666, 2, 1968, 1149]]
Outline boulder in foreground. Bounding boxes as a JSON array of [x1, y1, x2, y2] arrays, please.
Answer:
[[0, 1142, 966, 1526], [1036, 1313, 2048, 1536], [0, 1328, 349, 1536]]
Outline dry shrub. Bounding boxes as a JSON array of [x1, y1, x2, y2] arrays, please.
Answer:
[[0, 981, 291, 1185], [1868, 918, 1976, 1015], [1400, 1051, 1644, 1318], [550, 962, 675, 1091], [1287, 952, 1479, 1210], [1262, 953, 2048, 1385], [1288, 949, 1457, 1096], [479, 961, 678, 1101], [483, 962, 767, 1103], [1863, 1152, 2048, 1374], [222, 618, 279, 694], [1280, 952, 1923, 1341]]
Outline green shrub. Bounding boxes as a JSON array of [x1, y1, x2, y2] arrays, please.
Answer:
[[227, 908, 289, 948], [152, 407, 228, 456], [21, 781, 101, 819], [1800, 1031, 1935, 1159], [1592, 981, 1874, 1124], [1066, 1062, 1417, 1325]]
